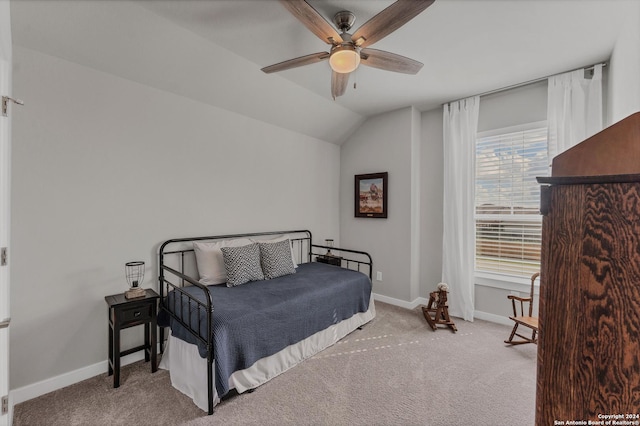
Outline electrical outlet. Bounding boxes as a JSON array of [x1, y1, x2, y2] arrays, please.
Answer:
[[376, 271, 382, 281]]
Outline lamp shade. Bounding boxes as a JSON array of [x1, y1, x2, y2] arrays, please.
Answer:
[[125, 261, 145, 288], [329, 45, 360, 74]]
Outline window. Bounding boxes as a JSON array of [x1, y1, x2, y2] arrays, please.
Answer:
[[475, 123, 548, 278]]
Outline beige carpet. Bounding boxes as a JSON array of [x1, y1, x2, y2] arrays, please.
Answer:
[[13, 302, 536, 426]]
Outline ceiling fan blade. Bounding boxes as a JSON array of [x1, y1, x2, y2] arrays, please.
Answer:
[[261, 52, 330, 74], [331, 71, 350, 99], [279, 0, 343, 45], [360, 48, 423, 74], [352, 0, 434, 48]]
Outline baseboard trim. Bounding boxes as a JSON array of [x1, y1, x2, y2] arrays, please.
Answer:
[[11, 305, 510, 406], [374, 294, 510, 326], [372, 293, 428, 310], [474, 310, 512, 326], [10, 351, 146, 405]]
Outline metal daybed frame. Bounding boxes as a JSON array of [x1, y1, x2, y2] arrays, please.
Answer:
[[157, 229, 372, 415]]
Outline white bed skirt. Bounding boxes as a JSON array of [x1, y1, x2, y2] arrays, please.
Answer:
[[159, 294, 376, 412]]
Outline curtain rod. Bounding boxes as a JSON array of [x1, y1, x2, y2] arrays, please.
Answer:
[[445, 61, 608, 106]]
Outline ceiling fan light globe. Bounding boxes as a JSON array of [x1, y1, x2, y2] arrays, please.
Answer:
[[329, 46, 360, 74]]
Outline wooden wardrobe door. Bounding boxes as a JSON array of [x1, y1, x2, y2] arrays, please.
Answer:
[[537, 182, 640, 424]]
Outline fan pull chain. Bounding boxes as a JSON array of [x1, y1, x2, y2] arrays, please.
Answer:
[[353, 66, 357, 90]]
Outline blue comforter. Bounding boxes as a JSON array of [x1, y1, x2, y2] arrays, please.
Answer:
[[161, 262, 371, 397]]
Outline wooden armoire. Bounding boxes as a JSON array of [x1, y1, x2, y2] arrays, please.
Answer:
[[536, 112, 640, 424]]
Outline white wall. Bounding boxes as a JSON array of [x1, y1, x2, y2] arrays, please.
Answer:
[[10, 46, 340, 391], [478, 81, 548, 133], [10, 0, 365, 145], [409, 107, 421, 301], [339, 84, 548, 311], [419, 108, 444, 299], [339, 107, 420, 303], [608, 0, 640, 125]]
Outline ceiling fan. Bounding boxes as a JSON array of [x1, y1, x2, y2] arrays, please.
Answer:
[[261, 0, 435, 99]]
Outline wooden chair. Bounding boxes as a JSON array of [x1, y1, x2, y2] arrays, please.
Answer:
[[504, 272, 539, 345]]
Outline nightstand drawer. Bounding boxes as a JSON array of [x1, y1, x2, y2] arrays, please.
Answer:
[[120, 304, 152, 324]]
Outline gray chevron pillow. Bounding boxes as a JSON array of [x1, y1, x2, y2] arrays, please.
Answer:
[[259, 239, 296, 279], [221, 243, 264, 287]]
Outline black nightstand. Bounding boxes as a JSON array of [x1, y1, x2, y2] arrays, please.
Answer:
[[105, 288, 159, 388], [316, 255, 342, 267]]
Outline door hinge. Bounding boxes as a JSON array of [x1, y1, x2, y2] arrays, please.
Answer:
[[0, 247, 6, 266], [1, 96, 24, 117], [1, 395, 8, 415]]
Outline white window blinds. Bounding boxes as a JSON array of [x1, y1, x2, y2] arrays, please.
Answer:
[[475, 125, 548, 277]]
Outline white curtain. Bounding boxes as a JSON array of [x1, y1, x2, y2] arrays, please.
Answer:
[[442, 96, 479, 322], [547, 64, 603, 159]]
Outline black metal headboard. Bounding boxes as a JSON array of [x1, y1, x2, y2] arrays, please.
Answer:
[[158, 229, 372, 294], [158, 230, 312, 292]]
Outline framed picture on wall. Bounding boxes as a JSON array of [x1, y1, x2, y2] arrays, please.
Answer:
[[355, 172, 388, 218]]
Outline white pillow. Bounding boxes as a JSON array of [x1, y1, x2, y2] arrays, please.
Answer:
[[193, 238, 252, 285], [250, 235, 298, 268]]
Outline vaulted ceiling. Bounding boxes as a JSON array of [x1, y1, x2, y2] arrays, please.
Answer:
[[10, 0, 637, 144]]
